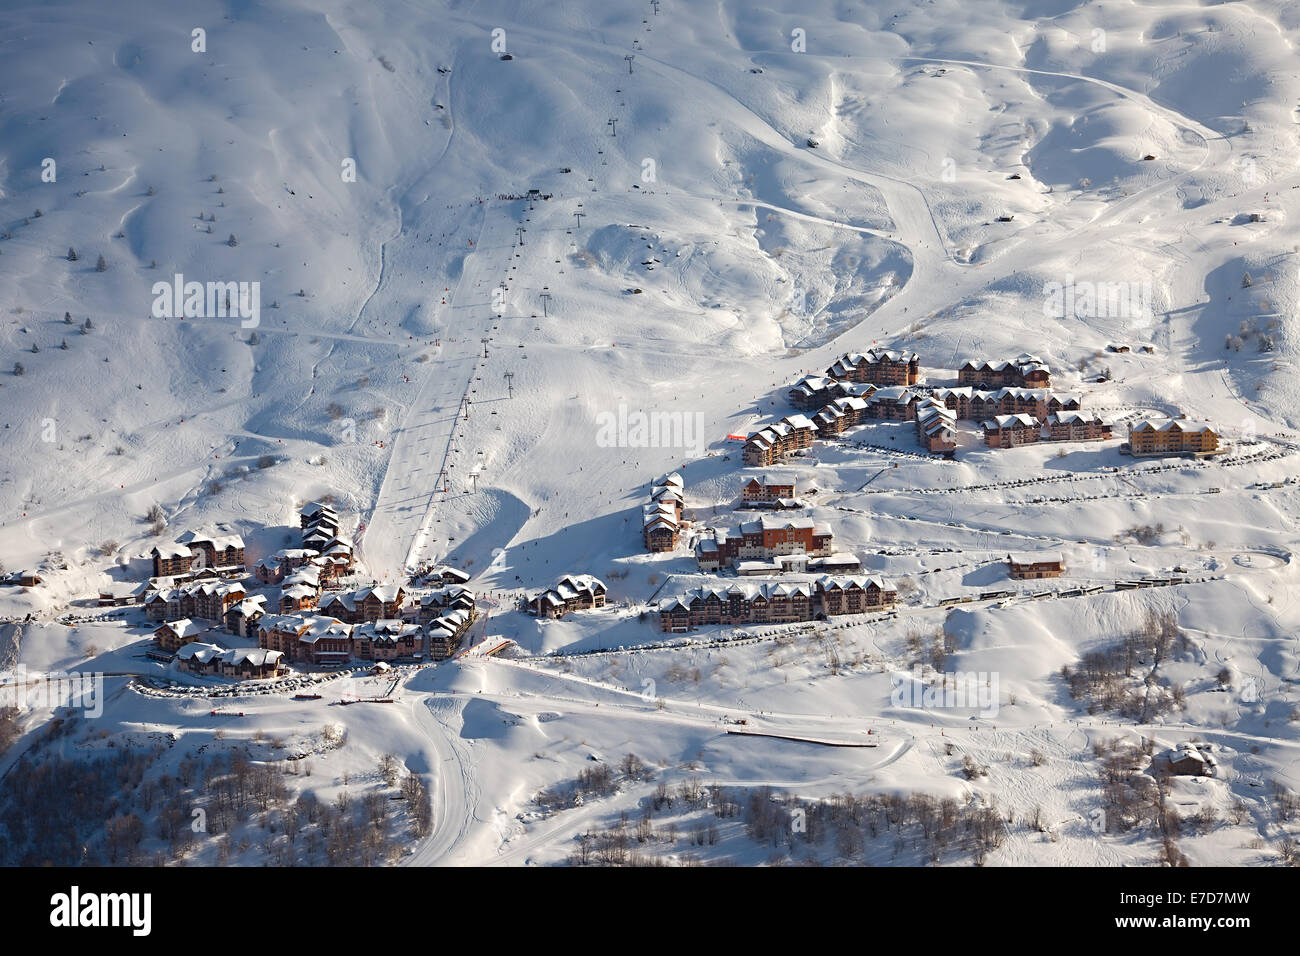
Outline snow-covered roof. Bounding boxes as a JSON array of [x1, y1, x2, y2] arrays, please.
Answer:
[[1167, 746, 1206, 765], [1047, 411, 1107, 426], [427, 565, 471, 582], [259, 613, 351, 639], [816, 575, 894, 592], [918, 400, 955, 422], [151, 543, 193, 559], [869, 386, 915, 402], [295, 616, 353, 642], [320, 583, 405, 610], [318, 591, 357, 612], [813, 553, 862, 567], [866, 347, 917, 362], [1130, 419, 1216, 434], [981, 387, 1049, 401], [364, 583, 404, 603], [789, 375, 833, 393], [1008, 551, 1064, 565], [429, 608, 469, 633], [176, 642, 224, 663], [353, 619, 421, 642], [223, 647, 284, 668], [695, 537, 720, 555], [273, 547, 320, 562], [420, 585, 475, 606], [557, 574, 604, 592], [157, 618, 203, 640], [933, 386, 973, 400], [668, 580, 820, 605], [961, 355, 1045, 371], [175, 529, 245, 550], [227, 597, 267, 618], [983, 413, 1040, 429], [530, 575, 606, 608], [283, 565, 320, 587]]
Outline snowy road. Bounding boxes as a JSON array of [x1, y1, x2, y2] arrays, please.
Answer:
[[403, 693, 480, 867]]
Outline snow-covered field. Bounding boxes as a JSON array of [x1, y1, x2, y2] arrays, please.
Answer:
[[2, 0, 1300, 867]]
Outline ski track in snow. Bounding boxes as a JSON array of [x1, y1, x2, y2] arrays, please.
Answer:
[[5, 0, 1300, 868]]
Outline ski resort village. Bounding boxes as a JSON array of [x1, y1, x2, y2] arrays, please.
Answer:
[[2, 0, 1300, 879]]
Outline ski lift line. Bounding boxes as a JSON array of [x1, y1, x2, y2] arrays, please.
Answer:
[[363, 204, 504, 577]]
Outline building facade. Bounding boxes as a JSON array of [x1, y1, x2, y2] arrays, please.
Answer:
[[1128, 420, 1219, 457], [695, 516, 833, 570], [658, 576, 898, 631], [743, 415, 818, 466], [957, 355, 1051, 389], [528, 575, 608, 618], [826, 348, 921, 386], [1007, 552, 1066, 579], [982, 414, 1042, 448]]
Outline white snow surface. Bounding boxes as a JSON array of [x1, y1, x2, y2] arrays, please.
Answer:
[[2, 0, 1300, 865]]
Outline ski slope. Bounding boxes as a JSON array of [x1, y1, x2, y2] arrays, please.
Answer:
[[3, 0, 1300, 867]]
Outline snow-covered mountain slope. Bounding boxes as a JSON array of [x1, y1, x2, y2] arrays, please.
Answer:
[[3, 0, 1300, 867]]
